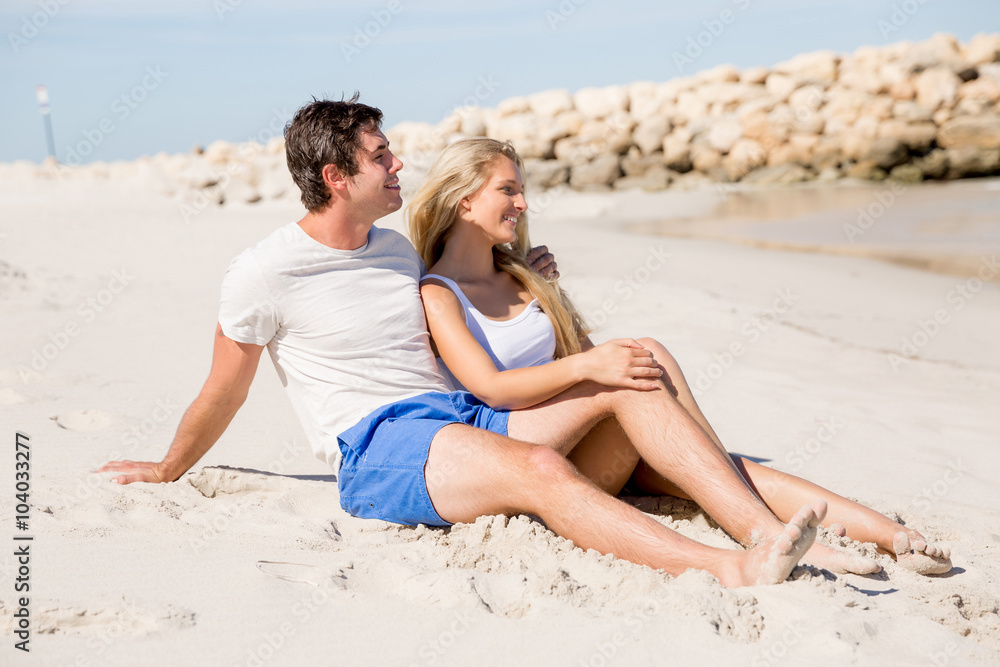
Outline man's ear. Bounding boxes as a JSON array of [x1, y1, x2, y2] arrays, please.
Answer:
[[322, 163, 349, 192]]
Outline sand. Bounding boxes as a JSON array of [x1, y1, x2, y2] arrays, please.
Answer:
[[1, 167, 999, 666]]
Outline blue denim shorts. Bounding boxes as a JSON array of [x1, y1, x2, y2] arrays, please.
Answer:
[[336, 391, 509, 527]]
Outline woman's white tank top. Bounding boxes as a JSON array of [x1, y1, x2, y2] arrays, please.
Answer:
[[421, 273, 556, 391]]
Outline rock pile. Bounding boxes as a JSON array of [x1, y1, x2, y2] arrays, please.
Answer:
[[7, 32, 998, 207], [388, 32, 1000, 191]]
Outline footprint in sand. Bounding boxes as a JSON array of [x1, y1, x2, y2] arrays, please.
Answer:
[[0, 599, 195, 636], [52, 409, 114, 432], [186, 466, 303, 498]]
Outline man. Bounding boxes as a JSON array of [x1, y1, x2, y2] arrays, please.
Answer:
[[100, 96, 826, 587]]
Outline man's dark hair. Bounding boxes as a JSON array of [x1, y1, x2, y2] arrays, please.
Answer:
[[284, 93, 384, 212]]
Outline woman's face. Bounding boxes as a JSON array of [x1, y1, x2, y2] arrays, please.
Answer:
[[459, 156, 527, 246]]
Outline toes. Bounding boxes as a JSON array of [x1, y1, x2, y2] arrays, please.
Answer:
[[810, 499, 828, 525], [830, 523, 847, 537], [893, 531, 911, 556]]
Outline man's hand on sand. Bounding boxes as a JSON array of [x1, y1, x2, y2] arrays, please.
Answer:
[[527, 245, 559, 280], [97, 460, 166, 485]]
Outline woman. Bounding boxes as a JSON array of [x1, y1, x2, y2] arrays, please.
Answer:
[[407, 137, 951, 576]]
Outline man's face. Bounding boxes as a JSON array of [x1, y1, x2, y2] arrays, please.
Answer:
[[346, 129, 403, 221]]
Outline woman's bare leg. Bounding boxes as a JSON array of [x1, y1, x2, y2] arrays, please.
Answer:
[[627, 337, 950, 574]]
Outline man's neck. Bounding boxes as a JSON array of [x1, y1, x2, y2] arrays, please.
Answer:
[[297, 208, 374, 251]]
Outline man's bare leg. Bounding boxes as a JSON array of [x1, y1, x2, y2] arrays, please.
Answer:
[[505, 377, 794, 550], [424, 423, 826, 587], [629, 337, 947, 574]]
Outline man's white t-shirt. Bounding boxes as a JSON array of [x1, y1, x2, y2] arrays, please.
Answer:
[[218, 222, 450, 469]]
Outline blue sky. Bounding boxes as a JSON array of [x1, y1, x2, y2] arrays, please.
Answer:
[[1, 0, 998, 164]]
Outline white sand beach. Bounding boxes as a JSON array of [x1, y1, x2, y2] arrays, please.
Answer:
[[1, 165, 999, 665]]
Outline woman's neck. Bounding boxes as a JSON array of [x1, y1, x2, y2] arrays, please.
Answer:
[[433, 223, 501, 283]]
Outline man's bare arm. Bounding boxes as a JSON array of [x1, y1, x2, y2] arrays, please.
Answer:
[[98, 324, 264, 484]]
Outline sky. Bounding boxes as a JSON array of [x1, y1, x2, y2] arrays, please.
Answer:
[[1, 0, 998, 164]]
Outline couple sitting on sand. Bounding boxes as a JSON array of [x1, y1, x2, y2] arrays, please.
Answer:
[[100, 96, 951, 587]]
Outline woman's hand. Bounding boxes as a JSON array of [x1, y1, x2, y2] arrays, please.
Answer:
[[572, 339, 662, 390]]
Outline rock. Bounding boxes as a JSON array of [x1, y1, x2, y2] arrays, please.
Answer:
[[888, 164, 924, 183], [698, 82, 769, 107], [838, 68, 885, 95], [742, 163, 813, 185], [861, 95, 895, 121], [723, 138, 767, 180], [632, 116, 672, 156], [765, 72, 798, 102], [675, 91, 708, 123], [767, 133, 818, 167], [938, 114, 1000, 149], [669, 170, 715, 191], [456, 108, 487, 137], [868, 136, 909, 169], [621, 149, 666, 177], [980, 63, 1000, 86], [386, 121, 443, 155], [554, 121, 630, 163], [569, 154, 621, 188], [220, 175, 261, 205], [845, 160, 887, 181], [914, 67, 961, 109], [707, 116, 743, 153], [774, 50, 839, 86], [488, 113, 552, 159], [902, 33, 967, 73], [912, 149, 949, 179], [265, 136, 285, 155], [528, 89, 575, 118], [175, 160, 221, 189], [962, 33, 1000, 65], [690, 143, 723, 172], [877, 120, 937, 151], [203, 140, 237, 165], [497, 96, 531, 116], [662, 128, 693, 172], [932, 107, 953, 126], [821, 87, 870, 125], [954, 97, 990, 117], [944, 147, 1000, 178], [257, 166, 296, 200], [958, 77, 1000, 104], [573, 85, 629, 119], [541, 110, 586, 144], [740, 66, 771, 85], [889, 78, 916, 101], [523, 159, 570, 189], [741, 111, 789, 153], [628, 82, 665, 122], [613, 166, 672, 191], [696, 63, 741, 84], [892, 100, 934, 123], [788, 85, 826, 113]]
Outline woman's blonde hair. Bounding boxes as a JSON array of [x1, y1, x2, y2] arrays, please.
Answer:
[[407, 138, 589, 358]]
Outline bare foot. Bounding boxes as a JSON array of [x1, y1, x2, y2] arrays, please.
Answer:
[[893, 531, 952, 575], [803, 542, 881, 575], [829, 523, 847, 537], [719, 501, 826, 587]]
